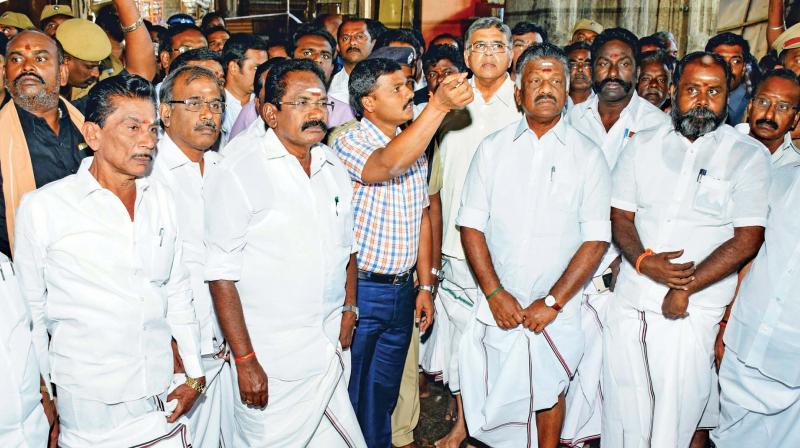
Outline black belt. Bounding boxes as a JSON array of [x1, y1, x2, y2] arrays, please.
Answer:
[[358, 269, 413, 285]]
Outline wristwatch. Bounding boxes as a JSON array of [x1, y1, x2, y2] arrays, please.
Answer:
[[419, 284, 436, 295], [431, 267, 445, 282], [342, 304, 359, 321], [544, 294, 563, 312], [185, 376, 206, 394]]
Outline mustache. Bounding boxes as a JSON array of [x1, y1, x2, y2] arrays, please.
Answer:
[[14, 72, 46, 86], [534, 94, 557, 103], [755, 118, 779, 130], [595, 77, 633, 93], [301, 120, 328, 132], [131, 152, 153, 160], [671, 105, 726, 139], [572, 72, 589, 81], [194, 120, 218, 131], [346, 47, 362, 53]]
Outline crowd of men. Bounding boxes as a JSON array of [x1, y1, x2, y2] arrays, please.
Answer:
[[0, 1, 799, 447]]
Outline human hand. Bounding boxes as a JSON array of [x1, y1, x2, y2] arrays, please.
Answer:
[[520, 298, 558, 333], [236, 356, 269, 408], [640, 249, 695, 290], [488, 289, 524, 330], [166, 378, 205, 423], [661, 288, 690, 319], [416, 290, 434, 333], [429, 72, 473, 112]]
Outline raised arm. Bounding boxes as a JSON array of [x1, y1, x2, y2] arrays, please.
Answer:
[[114, 0, 156, 81], [768, 0, 785, 48]]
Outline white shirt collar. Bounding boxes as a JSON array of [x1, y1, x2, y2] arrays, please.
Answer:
[[157, 133, 221, 171], [512, 114, 567, 145], [469, 74, 516, 108], [75, 157, 150, 199]]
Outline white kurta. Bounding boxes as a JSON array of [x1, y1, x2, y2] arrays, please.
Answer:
[[0, 256, 49, 447], [604, 122, 771, 448], [712, 163, 800, 446], [456, 118, 611, 448], [151, 134, 233, 448], [14, 157, 203, 446], [328, 69, 351, 105], [204, 127, 365, 447], [562, 90, 670, 446], [433, 75, 521, 392], [221, 89, 253, 147]]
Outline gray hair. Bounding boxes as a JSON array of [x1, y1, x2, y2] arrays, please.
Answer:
[[465, 17, 512, 47], [514, 42, 570, 90], [159, 64, 223, 105]]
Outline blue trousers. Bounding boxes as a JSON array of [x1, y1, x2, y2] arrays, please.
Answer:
[[348, 277, 415, 448]]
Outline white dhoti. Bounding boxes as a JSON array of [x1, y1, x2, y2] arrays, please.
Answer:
[[231, 311, 365, 447], [56, 387, 190, 448], [561, 291, 611, 446], [711, 347, 800, 447], [602, 295, 723, 448], [459, 294, 583, 448], [433, 256, 478, 393], [182, 353, 234, 448]]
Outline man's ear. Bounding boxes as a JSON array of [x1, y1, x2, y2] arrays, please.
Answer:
[[262, 102, 278, 128], [514, 85, 522, 107], [360, 95, 376, 114], [81, 121, 102, 152], [59, 61, 69, 88], [159, 51, 171, 73], [159, 103, 171, 127], [227, 60, 239, 77]]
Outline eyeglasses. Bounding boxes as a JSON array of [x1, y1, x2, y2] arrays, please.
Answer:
[[340, 33, 369, 44], [171, 45, 200, 55], [167, 98, 225, 114], [568, 60, 592, 70], [276, 99, 335, 112], [468, 42, 508, 54], [426, 68, 458, 81], [753, 96, 798, 114]]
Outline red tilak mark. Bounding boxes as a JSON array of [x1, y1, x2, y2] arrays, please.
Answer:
[[541, 68, 553, 72]]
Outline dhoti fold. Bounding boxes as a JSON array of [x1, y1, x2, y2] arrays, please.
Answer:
[[459, 301, 582, 448], [712, 347, 800, 447], [182, 354, 234, 448], [561, 291, 611, 446], [602, 295, 723, 448]]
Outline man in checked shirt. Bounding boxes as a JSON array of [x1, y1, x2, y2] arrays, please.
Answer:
[[333, 57, 472, 447]]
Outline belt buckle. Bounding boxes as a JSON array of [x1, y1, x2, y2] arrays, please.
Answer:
[[393, 271, 408, 285]]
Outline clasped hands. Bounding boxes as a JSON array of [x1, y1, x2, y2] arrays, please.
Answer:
[[487, 289, 558, 332], [638, 249, 696, 319]]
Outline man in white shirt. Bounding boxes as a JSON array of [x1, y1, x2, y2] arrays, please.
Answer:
[[152, 65, 232, 448], [457, 43, 611, 448], [605, 52, 771, 448], [711, 163, 800, 447], [205, 59, 366, 447], [221, 34, 268, 146], [562, 28, 669, 446], [14, 74, 205, 447], [735, 68, 800, 168], [329, 18, 377, 105], [433, 16, 521, 448], [0, 253, 52, 446]]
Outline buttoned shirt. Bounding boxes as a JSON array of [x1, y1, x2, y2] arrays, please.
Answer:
[[725, 163, 800, 386], [567, 91, 670, 282], [334, 118, 429, 274], [14, 158, 203, 404], [457, 117, 611, 324], [437, 75, 521, 259], [735, 123, 800, 168], [151, 134, 222, 356], [0, 255, 47, 446], [204, 128, 355, 380], [328, 69, 350, 105], [221, 89, 253, 147], [611, 123, 771, 311]]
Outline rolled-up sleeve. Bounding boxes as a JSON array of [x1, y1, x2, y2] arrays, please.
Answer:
[[13, 195, 51, 389], [610, 140, 639, 212], [456, 141, 490, 232], [730, 150, 771, 228], [579, 147, 612, 242], [165, 231, 203, 378], [204, 164, 252, 282]]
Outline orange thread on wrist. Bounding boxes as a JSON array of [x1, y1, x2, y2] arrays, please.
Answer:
[[234, 351, 256, 363], [635, 249, 654, 274]]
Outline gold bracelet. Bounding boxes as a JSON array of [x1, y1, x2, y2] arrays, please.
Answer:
[[40, 385, 49, 395], [121, 16, 144, 33], [185, 376, 206, 394]]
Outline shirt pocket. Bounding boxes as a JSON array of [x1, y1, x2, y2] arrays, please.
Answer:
[[693, 176, 732, 217], [149, 226, 177, 284], [535, 179, 579, 236]]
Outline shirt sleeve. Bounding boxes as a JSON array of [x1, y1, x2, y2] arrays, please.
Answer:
[[334, 128, 377, 184], [204, 164, 253, 282], [579, 147, 612, 242], [730, 149, 771, 228], [13, 194, 51, 390], [456, 140, 491, 232], [610, 139, 639, 212]]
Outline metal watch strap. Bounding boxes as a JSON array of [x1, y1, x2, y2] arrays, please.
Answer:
[[418, 284, 435, 294], [342, 304, 359, 320], [185, 376, 205, 394]]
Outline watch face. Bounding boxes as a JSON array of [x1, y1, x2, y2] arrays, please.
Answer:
[[545, 296, 556, 306]]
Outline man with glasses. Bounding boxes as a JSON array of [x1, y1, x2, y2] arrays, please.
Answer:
[[205, 59, 366, 447], [734, 69, 800, 168], [158, 24, 208, 77], [565, 41, 594, 107], [221, 34, 268, 146], [563, 28, 669, 447], [329, 18, 378, 105], [433, 17, 520, 447], [151, 65, 232, 448]]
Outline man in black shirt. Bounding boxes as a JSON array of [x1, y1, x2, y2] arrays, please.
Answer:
[[0, 30, 89, 258]]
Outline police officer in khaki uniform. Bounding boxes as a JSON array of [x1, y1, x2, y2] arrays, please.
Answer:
[[55, 19, 113, 103], [40, 5, 74, 38], [0, 12, 36, 38]]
